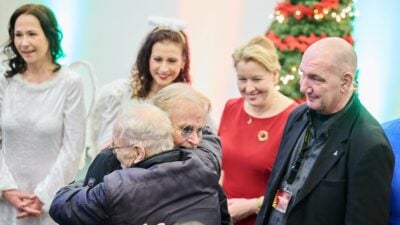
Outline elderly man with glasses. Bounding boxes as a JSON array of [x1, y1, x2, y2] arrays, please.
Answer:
[[82, 83, 220, 188], [49, 100, 221, 224], [50, 83, 226, 225]]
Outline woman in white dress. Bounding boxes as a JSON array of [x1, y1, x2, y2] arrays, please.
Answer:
[[0, 4, 85, 225], [90, 17, 191, 156]]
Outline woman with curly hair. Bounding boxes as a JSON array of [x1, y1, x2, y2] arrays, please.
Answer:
[[90, 17, 191, 156]]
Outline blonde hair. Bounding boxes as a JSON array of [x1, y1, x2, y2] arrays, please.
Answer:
[[232, 35, 281, 73]]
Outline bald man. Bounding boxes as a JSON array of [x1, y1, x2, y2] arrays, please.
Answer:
[[255, 37, 394, 225]]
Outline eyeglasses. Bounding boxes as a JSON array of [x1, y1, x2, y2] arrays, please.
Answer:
[[109, 142, 134, 152], [178, 125, 205, 139]]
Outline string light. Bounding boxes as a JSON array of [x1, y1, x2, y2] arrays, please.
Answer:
[[271, 2, 357, 24], [280, 74, 296, 85], [269, 1, 356, 98], [276, 15, 285, 23], [275, 11, 286, 23], [314, 14, 324, 21]]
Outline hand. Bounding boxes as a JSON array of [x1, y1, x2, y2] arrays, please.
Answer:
[[227, 198, 259, 222], [2, 190, 34, 211], [17, 196, 43, 218], [2, 190, 41, 218]]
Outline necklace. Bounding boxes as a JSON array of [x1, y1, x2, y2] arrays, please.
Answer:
[[247, 116, 252, 125], [245, 97, 279, 142], [246, 115, 270, 142]]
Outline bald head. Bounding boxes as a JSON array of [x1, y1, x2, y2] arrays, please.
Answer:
[[299, 37, 358, 114], [304, 37, 357, 76]]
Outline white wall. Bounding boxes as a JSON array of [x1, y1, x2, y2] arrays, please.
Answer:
[[354, 0, 400, 122]]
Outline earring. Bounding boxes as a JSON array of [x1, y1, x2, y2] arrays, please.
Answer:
[[5, 47, 16, 59]]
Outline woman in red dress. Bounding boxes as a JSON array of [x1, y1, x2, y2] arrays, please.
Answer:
[[219, 35, 298, 225]]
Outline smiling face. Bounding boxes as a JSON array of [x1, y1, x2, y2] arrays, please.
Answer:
[[149, 40, 185, 93], [236, 60, 279, 108], [169, 101, 207, 149], [13, 14, 51, 66]]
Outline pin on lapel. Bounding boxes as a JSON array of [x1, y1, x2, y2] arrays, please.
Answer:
[[333, 150, 338, 156]]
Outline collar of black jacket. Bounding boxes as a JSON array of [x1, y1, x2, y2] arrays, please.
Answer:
[[132, 149, 186, 169]]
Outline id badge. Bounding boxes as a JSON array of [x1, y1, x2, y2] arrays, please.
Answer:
[[272, 188, 292, 213]]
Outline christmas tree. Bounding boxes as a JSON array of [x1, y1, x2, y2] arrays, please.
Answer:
[[266, 0, 357, 100]]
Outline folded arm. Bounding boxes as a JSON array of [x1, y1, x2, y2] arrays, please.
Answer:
[[49, 182, 110, 225]]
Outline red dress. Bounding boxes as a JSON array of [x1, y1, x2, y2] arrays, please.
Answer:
[[218, 98, 297, 225]]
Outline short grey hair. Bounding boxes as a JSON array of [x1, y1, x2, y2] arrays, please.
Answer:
[[113, 100, 174, 156]]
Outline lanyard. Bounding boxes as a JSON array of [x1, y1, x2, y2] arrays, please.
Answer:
[[285, 126, 312, 185]]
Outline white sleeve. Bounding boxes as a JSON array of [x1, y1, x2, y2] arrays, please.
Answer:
[[89, 79, 129, 158], [34, 73, 86, 211], [0, 77, 18, 195], [0, 151, 18, 192]]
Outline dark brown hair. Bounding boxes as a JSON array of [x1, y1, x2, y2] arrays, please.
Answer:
[[131, 28, 191, 99], [3, 4, 64, 77]]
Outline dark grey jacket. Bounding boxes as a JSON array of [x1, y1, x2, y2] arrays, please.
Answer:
[[50, 134, 222, 225]]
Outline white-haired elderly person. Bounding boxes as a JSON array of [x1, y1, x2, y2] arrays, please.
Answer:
[[82, 83, 231, 224], [49, 100, 221, 224]]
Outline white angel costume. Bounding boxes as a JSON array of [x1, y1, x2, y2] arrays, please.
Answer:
[[89, 16, 188, 158], [0, 67, 86, 225], [89, 78, 132, 158]]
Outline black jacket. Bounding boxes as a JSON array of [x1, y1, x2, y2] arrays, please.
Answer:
[[256, 96, 394, 225]]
